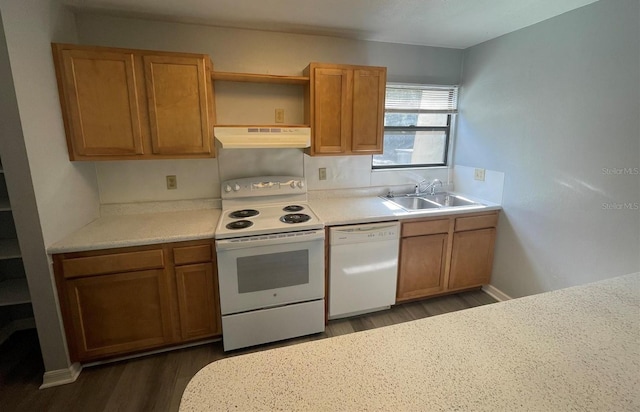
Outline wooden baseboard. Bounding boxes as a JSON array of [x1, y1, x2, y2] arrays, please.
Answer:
[[0, 317, 36, 345], [482, 284, 512, 302]]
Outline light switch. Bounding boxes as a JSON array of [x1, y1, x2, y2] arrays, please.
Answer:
[[319, 168, 327, 180]]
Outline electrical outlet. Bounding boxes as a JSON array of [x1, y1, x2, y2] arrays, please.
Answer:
[[275, 108, 285, 123], [474, 168, 486, 181], [319, 168, 327, 181], [166, 175, 177, 190]]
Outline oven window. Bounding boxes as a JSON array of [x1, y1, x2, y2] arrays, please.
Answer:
[[237, 250, 310, 293]]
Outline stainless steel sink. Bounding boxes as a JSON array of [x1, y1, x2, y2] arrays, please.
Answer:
[[422, 194, 480, 207], [386, 196, 442, 210], [383, 192, 482, 211]]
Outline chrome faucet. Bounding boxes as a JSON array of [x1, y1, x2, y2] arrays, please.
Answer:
[[415, 179, 443, 195]]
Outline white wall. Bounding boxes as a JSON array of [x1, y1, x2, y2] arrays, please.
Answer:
[[455, 0, 640, 297], [0, 0, 100, 376], [75, 13, 464, 202]]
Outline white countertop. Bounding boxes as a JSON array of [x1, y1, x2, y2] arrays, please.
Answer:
[[47, 195, 500, 254], [309, 194, 501, 226], [180, 273, 640, 411], [47, 208, 221, 254]]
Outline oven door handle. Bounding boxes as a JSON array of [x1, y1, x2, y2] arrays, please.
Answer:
[[216, 229, 325, 251]]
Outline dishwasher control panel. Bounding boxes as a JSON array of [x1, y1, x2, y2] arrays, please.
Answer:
[[330, 222, 400, 245]]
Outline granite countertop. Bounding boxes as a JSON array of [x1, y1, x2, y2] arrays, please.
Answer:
[[47, 208, 221, 254], [180, 273, 640, 411]]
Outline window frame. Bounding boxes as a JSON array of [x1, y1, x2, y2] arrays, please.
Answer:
[[372, 84, 458, 170]]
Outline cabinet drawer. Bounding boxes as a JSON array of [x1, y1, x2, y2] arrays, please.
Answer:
[[62, 249, 165, 279], [455, 213, 499, 232], [402, 219, 450, 237], [173, 244, 212, 266]]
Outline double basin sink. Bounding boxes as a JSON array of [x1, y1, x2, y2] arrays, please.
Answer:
[[383, 192, 482, 212]]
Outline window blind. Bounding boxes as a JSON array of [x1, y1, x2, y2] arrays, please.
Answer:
[[385, 84, 458, 114]]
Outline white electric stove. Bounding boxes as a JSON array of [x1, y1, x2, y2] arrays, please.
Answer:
[[215, 176, 325, 351]]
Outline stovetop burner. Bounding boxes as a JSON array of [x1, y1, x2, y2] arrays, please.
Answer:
[[216, 176, 324, 239], [229, 209, 260, 219], [280, 213, 311, 224], [283, 205, 304, 212], [226, 220, 254, 230]]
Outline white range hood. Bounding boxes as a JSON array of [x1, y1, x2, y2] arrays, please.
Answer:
[[214, 126, 311, 149]]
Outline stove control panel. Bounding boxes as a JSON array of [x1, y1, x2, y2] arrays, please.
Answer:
[[221, 176, 307, 199]]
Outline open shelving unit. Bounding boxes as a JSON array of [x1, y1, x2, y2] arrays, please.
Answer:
[[212, 71, 309, 85], [0, 278, 30, 306], [211, 69, 310, 128], [0, 160, 33, 342]]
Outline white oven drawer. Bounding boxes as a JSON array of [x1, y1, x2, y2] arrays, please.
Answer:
[[222, 299, 325, 351]]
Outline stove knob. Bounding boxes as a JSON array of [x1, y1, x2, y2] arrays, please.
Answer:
[[290, 181, 297, 188], [297, 181, 305, 189], [224, 184, 232, 193], [233, 184, 241, 192]]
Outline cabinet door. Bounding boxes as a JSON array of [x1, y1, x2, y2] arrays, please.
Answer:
[[351, 68, 385, 153], [144, 55, 213, 155], [448, 228, 496, 290], [59, 49, 144, 157], [312, 67, 351, 154], [65, 269, 174, 361], [397, 233, 448, 301], [175, 263, 220, 340]]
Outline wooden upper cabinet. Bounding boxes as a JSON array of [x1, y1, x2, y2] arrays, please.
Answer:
[[143, 55, 213, 155], [52, 43, 216, 161], [351, 69, 385, 153], [58, 49, 144, 157], [311, 67, 351, 154], [305, 63, 386, 156]]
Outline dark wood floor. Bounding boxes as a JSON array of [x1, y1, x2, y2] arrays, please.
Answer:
[[0, 290, 496, 412]]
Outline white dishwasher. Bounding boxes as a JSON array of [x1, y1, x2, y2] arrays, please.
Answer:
[[329, 221, 400, 320]]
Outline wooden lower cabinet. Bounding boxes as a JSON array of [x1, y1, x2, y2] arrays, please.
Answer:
[[175, 263, 220, 340], [54, 240, 220, 362], [396, 211, 499, 303], [449, 228, 496, 289], [64, 269, 174, 361], [397, 234, 448, 300]]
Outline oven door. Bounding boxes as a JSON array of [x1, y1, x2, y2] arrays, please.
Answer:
[[216, 230, 325, 315]]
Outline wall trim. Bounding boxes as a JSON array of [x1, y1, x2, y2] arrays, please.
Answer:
[[0, 317, 36, 345], [482, 284, 512, 302], [40, 362, 82, 389]]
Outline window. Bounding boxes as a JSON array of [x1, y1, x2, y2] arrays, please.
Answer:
[[372, 84, 458, 169]]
